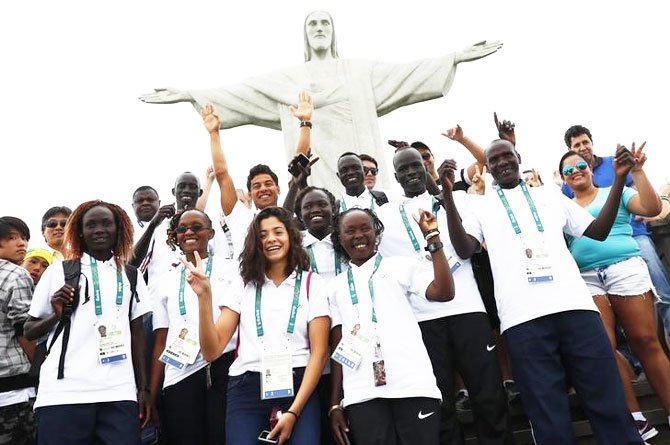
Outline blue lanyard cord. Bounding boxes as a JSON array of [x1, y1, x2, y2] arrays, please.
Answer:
[[347, 254, 383, 323], [90, 257, 123, 317], [178, 254, 214, 316], [254, 271, 303, 338], [495, 181, 544, 235]]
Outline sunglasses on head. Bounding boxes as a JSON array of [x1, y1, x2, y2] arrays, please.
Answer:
[[46, 219, 67, 229], [562, 161, 588, 177], [363, 167, 378, 176], [175, 224, 211, 234]]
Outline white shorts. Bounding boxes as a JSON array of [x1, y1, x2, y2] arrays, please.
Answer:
[[581, 256, 656, 297]]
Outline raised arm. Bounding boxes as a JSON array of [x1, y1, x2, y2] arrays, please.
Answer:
[[182, 253, 239, 362], [289, 91, 313, 156], [196, 166, 216, 211], [438, 159, 481, 258], [283, 154, 319, 213], [202, 104, 238, 216], [442, 124, 487, 166], [130, 204, 176, 267], [414, 209, 455, 301], [626, 142, 662, 217], [583, 146, 634, 240]]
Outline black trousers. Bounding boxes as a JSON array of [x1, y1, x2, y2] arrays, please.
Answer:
[[347, 397, 441, 445], [161, 350, 235, 445], [419, 312, 513, 445]]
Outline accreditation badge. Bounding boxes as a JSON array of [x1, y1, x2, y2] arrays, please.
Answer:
[[260, 352, 294, 400], [447, 255, 462, 274], [372, 337, 386, 387], [95, 318, 129, 365], [523, 244, 554, 283], [331, 323, 374, 370], [159, 323, 200, 369]]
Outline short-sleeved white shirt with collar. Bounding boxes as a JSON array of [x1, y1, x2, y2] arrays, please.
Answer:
[[339, 188, 381, 212], [377, 191, 485, 322], [327, 255, 442, 408], [224, 200, 257, 261], [302, 231, 348, 284], [151, 255, 239, 389], [462, 183, 598, 333], [222, 270, 330, 377], [28, 253, 152, 409]]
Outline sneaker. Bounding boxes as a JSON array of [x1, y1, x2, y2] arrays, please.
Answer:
[[636, 420, 659, 441], [504, 380, 520, 404], [454, 390, 471, 411]]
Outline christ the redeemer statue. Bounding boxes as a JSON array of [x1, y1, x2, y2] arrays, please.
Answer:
[[140, 11, 502, 191]]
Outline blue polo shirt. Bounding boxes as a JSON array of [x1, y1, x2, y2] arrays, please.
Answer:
[[561, 155, 647, 236]]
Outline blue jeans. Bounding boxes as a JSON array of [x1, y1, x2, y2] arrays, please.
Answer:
[[226, 368, 320, 445], [504, 311, 642, 445], [635, 234, 670, 336]]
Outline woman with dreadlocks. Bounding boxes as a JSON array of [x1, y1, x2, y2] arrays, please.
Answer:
[[25, 200, 152, 445], [149, 208, 238, 444]]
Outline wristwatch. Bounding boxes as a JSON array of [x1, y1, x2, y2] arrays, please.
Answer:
[[424, 241, 444, 253], [300, 121, 312, 128]]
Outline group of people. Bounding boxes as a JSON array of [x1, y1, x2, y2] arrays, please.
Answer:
[[2, 90, 670, 445]]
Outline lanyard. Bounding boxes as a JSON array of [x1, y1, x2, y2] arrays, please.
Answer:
[[495, 181, 544, 235], [254, 271, 303, 338], [90, 257, 123, 317], [306, 245, 342, 275], [178, 254, 214, 316], [398, 197, 441, 253], [340, 192, 375, 212], [347, 254, 383, 323]]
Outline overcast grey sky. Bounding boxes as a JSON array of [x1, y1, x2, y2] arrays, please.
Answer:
[[2, 0, 668, 245]]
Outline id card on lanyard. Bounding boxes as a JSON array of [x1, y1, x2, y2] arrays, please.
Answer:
[[160, 255, 214, 369], [331, 254, 386, 386], [496, 181, 554, 283], [257, 271, 302, 400], [91, 257, 129, 365]]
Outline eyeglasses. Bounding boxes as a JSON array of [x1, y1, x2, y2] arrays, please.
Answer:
[[420, 151, 432, 160], [562, 161, 588, 177], [175, 224, 211, 234], [363, 167, 378, 176], [46, 219, 67, 229]]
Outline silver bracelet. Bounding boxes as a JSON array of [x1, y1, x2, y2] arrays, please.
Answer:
[[424, 230, 440, 242]]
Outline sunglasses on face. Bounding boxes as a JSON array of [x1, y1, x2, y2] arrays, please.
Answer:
[[562, 161, 588, 177], [46, 219, 67, 229], [363, 167, 378, 176], [175, 224, 211, 234], [420, 152, 432, 160]]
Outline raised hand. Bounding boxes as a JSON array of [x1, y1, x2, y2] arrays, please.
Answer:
[[179, 251, 211, 298], [442, 125, 464, 143], [437, 159, 458, 193], [236, 189, 252, 209], [139, 87, 192, 104], [470, 164, 487, 195], [51, 284, 75, 318], [525, 169, 542, 187], [202, 104, 221, 134], [289, 91, 314, 122], [291, 152, 320, 187], [151, 203, 176, 227], [630, 141, 647, 172], [206, 165, 215, 182], [455, 40, 503, 64], [613, 144, 635, 179], [494, 112, 516, 146], [388, 139, 409, 149], [413, 209, 439, 237]]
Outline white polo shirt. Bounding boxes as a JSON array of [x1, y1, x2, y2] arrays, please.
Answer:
[[340, 188, 381, 212], [328, 255, 442, 408], [224, 200, 257, 261], [462, 184, 598, 333], [152, 256, 238, 389], [29, 254, 152, 408], [222, 271, 330, 376], [302, 231, 348, 284], [377, 191, 485, 322]]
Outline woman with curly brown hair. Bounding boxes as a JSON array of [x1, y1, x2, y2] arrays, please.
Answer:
[[24, 200, 153, 445], [183, 206, 330, 444]]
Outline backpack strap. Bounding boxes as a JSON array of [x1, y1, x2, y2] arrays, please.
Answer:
[[370, 190, 389, 207], [48, 260, 82, 379]]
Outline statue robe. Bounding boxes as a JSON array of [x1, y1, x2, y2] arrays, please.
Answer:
[[189, 55, 457, 192]]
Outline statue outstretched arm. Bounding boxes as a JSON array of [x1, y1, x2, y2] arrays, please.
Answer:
[[454, 41, 503, 64], [139, 87, 193, 104]]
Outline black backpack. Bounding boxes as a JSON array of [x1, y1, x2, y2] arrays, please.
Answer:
[[46, 260, 140, 379], [370, 190, 389, 207]]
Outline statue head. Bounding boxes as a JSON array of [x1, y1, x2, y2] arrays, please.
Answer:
[[304, 10, 339, 62]]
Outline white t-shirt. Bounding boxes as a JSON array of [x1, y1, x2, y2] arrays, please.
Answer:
[[302, 231, 348, 284], [328, 255, 442, 407], [151, 255, 238, 389], [377, 192, 485, 321], [224, 200, 257, 261], [222, 271, 330, 376], [462, 184, 598, 332], [29, 254, 152, 408], [340, 188, 382, 212]]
